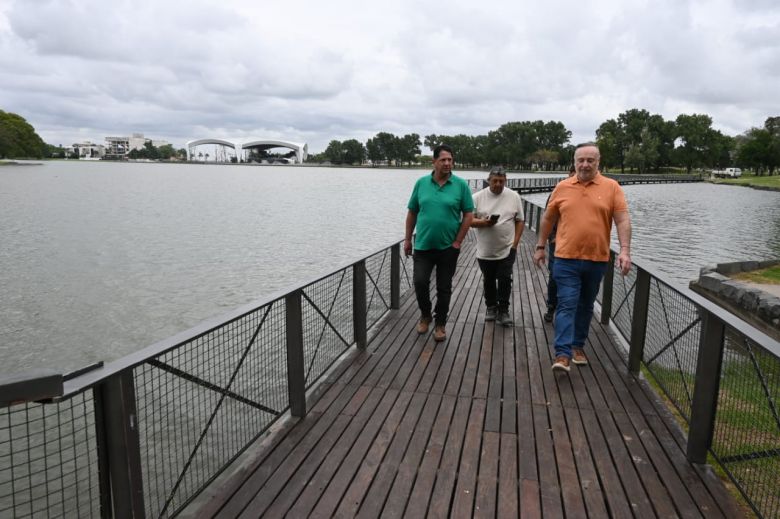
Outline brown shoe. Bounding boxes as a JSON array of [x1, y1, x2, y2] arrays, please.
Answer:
[[433, 324, 446, 342], [552, 356, 571, 372], [417, 316, 432, 334], [572, 349, 588, 365]]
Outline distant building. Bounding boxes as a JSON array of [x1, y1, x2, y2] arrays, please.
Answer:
[[72, 141, 105, 159], [104, 133, 170, 159]]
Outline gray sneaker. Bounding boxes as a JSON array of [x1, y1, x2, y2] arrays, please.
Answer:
[[485, 306, 497, 321], [497, 311, 513, 327]]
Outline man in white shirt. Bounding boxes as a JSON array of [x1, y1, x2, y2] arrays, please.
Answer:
[[470, 167, 525, 326]]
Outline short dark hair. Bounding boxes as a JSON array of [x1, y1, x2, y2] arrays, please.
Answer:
[[433, 144, 453, 159], [488, 166, 505, 177], [575, 142, 599, 151]]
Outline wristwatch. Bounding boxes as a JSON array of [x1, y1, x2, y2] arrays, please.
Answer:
[[535, 245, 545, 250]]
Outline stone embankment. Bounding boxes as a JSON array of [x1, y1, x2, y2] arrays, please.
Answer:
[[690, 260, 780, 340]]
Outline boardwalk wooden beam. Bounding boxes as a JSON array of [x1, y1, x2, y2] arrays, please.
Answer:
[[194, 230, 744, 518]]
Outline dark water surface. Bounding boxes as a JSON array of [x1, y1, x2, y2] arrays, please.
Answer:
[[2, 162, 779, 373]]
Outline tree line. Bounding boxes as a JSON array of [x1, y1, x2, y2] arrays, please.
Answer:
[[311, 111, 780, 175], [3, 107, 779, 174]]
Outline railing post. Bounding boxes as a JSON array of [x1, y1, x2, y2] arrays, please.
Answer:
[[390, 243, 400, 310], [96, 371, 145, 518], [628, 267, 651, 374], [353, 260, 367, 349], [687, 309, 726, 464], [285, 290, 307, 417], [600, 250, 615, 324]]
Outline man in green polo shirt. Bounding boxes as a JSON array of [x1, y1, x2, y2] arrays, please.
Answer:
[[404, 144, 474, 342]]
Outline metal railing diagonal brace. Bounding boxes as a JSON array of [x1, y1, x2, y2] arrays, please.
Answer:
[[158, 303, 275, 517], [301, 271, 351, 383]]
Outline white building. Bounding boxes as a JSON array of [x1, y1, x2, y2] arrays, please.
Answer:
[[104, 133, 170, 159], [72, 141, 105, 159]]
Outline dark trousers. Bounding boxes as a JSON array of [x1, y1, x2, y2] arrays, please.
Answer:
[[546, 242, 557, 311], [413, 247, 460, 325], [477, 248, 515, 312]]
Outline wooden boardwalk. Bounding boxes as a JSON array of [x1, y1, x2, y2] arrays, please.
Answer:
[[192, 231, 744, 518]]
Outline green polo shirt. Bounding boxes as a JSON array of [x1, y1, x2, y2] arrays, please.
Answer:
[[407, 172, 474, 251]]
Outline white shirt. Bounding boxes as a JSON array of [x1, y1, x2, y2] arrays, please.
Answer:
[[472, 187, 524, 260]]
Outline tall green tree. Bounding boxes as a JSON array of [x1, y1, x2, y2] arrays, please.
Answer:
[[0, 110, 46, 158], [674, 113, 717, 173], [341, 139, 366, 165], [323, 140, 345, 163]]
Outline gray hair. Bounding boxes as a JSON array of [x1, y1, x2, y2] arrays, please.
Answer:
[[488, 166, 506, 177]]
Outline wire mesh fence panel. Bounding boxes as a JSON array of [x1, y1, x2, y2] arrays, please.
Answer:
[[0, 393, 100, 518], [610, 260, 637, 345], [301, 268, 354, 388], [641, 277, 702, 422], [711, 328, 780, 519], [135, 300, 288, 518], [365, 249, 392, 330]]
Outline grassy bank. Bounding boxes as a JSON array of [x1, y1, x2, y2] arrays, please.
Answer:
[[734, 265, 780, 284], [710, 173, 780, 191], [642, 357, 780, 515]]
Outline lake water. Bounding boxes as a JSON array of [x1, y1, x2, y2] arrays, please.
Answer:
[[1, 161, 779, 374]]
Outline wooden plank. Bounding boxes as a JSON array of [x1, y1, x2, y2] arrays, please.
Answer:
[[403, 394, 458, 518], [215, 382, 361, 518], [560, 405, 609, 518], [380, 393, 443, 518], [450, 398, 487, 518], [520, 478, 542, 518], [355, 391, 428, 517], [287, 386, 400, 517], [578, 409, 634, 519], [516, 402, 537, 481], [532, 403, 564, 518], [427, 396, 473, 518], [239, 384, 374, 516], [236, 414, 351, 518], [332, 390, 414, 518], [497, 432, 519, 518], [473, 324, 494, 399], [474, 431, 500, 519], [548, 405, 588, 518]]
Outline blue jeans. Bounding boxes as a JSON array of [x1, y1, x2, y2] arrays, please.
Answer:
[[413, 247, 460, 325], [552, 258, 607, 359], [546, 242, 557, 311]]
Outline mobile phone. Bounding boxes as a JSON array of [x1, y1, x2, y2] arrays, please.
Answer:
[[489, 214, 500, 222]]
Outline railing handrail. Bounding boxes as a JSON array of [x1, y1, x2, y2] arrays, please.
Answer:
[[4, 238, 406, 401]]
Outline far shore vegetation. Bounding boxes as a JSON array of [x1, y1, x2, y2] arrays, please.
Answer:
[[711, 173, 780, 190], [2, 107, 779, 177]]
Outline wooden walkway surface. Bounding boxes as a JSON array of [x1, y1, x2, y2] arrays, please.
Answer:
[[192, 231, 744, 518]]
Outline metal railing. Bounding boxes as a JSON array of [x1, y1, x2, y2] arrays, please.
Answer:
[[467, 176, 562, 194], [1, 241, 414, 518], [524, 198, 780, 519], [468, 173, 703, 195]]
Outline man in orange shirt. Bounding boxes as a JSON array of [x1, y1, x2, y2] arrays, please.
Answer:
[[533, 143, 632, 372]]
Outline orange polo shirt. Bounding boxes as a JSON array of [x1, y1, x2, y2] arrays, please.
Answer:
[[546, 172, 628, 262]]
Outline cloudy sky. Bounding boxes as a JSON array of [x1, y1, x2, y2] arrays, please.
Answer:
[[1, 0, 778, 153]]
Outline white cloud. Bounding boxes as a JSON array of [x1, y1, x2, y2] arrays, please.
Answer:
[[1, 0, 778, 151]]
